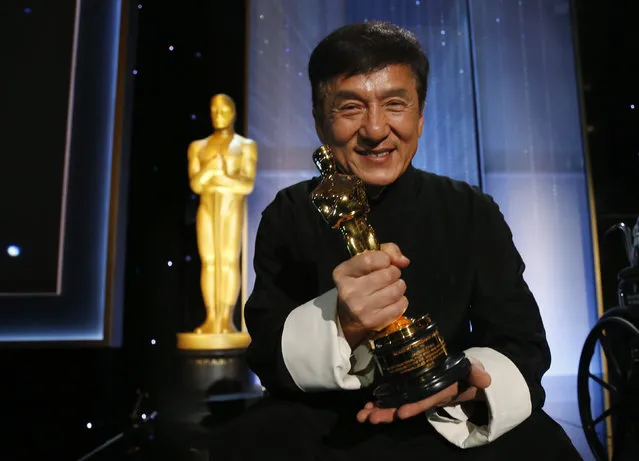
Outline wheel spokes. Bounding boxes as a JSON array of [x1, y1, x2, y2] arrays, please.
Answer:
[[578, 315, 639, 460], [588, 372, 618, 394], [599, 332, 622, 381], [592, 404, 618, 426]]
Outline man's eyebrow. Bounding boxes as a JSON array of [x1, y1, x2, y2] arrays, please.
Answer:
[[331, 90, 364, 103], [331, 88, 411, 103], [380, 88, 410, 98]]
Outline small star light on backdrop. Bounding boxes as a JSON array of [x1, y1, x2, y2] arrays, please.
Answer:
[[6, 245, 21, 257]]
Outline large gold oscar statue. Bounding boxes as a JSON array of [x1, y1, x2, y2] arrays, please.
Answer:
[[177, 94, 257, 350]]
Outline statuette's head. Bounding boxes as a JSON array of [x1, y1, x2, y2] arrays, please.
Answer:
[[210, 94, 236, 130], [313, 145, 337, 176]]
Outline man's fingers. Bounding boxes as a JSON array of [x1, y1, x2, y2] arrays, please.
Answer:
[[360, 364, 490, 425], [368, 296, 409, 330], [358, 401, 400, 424], [396, 383, 458, 419], [470, 369, 491, 389], [368, 407, 397, 424], [357, 404, 397, 424], [368, 277, 406, 306], [468, 360, 491, 389], [360, 265, 402, 296], [380, 243, 410, 268], [396, 401, 432, 420], [450, 386, 478, 404], [356, 408, 373, 423], [334, 251, 391, 279]]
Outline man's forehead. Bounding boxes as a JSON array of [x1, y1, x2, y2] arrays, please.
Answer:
[[325, 64, 416, 97]]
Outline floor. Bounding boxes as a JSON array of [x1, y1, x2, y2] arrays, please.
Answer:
[[0, 349, 604, 460], [542, 375, 598, 461]]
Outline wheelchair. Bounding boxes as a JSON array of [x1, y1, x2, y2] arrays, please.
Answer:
[[578, 218, 639, 461]]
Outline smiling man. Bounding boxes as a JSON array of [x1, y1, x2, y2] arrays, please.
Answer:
[[317, 64, 423, 187], [210, 22, 581, 460]]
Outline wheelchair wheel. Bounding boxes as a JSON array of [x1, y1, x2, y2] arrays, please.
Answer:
[[577, 309, 639, 461]]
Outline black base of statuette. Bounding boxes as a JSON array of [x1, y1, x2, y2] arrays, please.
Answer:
[[373, 353, 471, 408], [162, 348, 263, 426]]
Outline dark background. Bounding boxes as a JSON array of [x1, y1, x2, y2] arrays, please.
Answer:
[[0, 0, 76, 293], [0, 0, 130, 338], [575, 0, 639, 312], [0, 0, 637, 459]]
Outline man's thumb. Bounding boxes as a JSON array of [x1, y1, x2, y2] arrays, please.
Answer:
[[380, 242, 410, 268]]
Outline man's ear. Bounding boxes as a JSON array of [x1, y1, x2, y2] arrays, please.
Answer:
[[417, 104, 425, 138], [313, 107, 326, 143]]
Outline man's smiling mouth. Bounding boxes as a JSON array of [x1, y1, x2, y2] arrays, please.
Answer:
[[355, 148, 394, 158]]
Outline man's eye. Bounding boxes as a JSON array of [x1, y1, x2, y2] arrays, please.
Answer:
[[386, 100, 407, 109], [339, 104, 360, 111]]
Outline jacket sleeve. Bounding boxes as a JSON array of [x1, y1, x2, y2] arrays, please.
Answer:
[[468, 193, 551, 412], [245, 190, 376, 394], [425, 192, 550, 447]]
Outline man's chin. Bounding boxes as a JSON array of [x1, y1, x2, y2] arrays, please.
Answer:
[[359, 172, 399, 187], [344, 160, 403, 185]]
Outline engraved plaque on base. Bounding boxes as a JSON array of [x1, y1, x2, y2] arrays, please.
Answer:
[[370, 315, 470, 407]]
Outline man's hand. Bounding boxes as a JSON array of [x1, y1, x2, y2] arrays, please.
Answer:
[[356, 359, 491, 424], [334, 243, 410, 347]]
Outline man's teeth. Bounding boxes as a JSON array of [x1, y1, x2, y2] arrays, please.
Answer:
[[366, 151, 391, 157]]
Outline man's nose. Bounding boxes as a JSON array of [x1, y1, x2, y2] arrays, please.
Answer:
[[358, 105, 389, 144]]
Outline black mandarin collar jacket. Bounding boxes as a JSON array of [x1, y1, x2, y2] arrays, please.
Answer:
[[245, 163, 550, 411]]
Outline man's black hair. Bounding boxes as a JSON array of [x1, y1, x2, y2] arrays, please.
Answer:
[[308, 22, 430, 114]]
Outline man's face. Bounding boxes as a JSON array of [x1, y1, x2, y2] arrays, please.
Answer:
[[315, 64, 424, 186]]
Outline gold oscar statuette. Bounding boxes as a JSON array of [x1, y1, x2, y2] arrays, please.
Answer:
[[310, 145, 471, 407], [177, 94, 257, 350]]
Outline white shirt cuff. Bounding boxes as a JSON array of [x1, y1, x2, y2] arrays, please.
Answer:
[[281, 289, 375, 391], [427, 347, 532, 448]]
